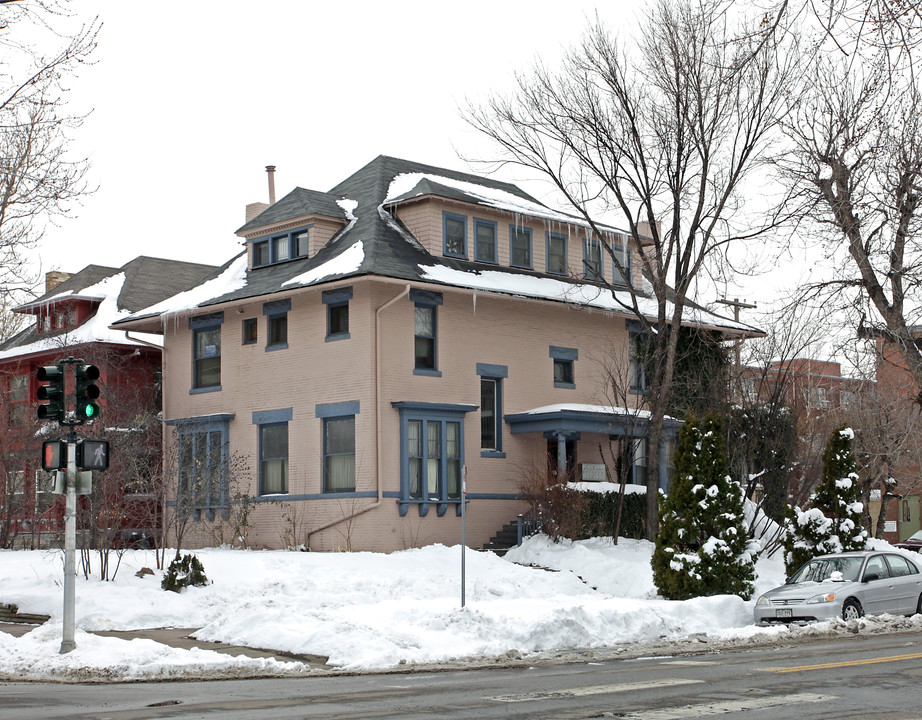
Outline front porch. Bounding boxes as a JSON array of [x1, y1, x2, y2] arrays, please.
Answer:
[[504, 403, 682, 491]]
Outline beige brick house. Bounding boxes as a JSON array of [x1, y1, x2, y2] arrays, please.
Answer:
[[114, 156, 753, 552]]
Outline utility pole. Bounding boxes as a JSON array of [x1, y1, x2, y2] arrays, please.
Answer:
[[717, 297, 757, 366]]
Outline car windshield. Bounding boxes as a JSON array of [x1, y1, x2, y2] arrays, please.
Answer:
[[790, 556, 863, 583], [906, 531, 922, 542]]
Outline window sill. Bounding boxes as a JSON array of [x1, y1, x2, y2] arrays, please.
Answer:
[[481, 450, 506, 459], [321, 488, 358, 495], [398, 497, 463, 518], [325, 333, 350, 343], [265, 343, 289, 352], [414, 368, 442, 377], [554, 382, 575, 389], [475, 257, 499, 265], [190, 385, 222, 395], [444, 251, 468, 260], [510, 263, 534, 270]]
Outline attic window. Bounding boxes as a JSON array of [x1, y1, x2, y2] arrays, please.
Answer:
[[251, 225, 312, 269]]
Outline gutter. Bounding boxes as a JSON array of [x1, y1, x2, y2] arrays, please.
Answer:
[[306, 283, 411, 543]]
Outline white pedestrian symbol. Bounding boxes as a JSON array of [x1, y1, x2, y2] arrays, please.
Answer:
[[93, 444, 106, 466]]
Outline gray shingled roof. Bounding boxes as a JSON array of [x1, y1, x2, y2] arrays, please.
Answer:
[[111, 156, 754, 336], [2, 257, 218, 353], [236, 187, 349, 235], [124, 155, 551, 312]]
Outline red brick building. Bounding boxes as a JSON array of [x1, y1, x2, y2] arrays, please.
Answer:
[[0, 257, 215, 549]]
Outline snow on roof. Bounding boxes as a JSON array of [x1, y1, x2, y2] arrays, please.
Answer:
[[128, 254, 248, 319], [0, 273, 163, 361], [418, 263, 755, 333], [282, 241, 364, 288], [522, 403, 654, 419], [385, 172, 617, 232]]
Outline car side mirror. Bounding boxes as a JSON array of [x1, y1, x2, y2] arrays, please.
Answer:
[[863, 572, 879, 583]]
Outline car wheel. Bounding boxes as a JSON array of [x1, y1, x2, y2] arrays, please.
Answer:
[[916, 593, 922, 616], [842, 598, 864, 621]]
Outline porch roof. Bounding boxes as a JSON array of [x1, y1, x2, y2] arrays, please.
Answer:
[[504, 403, 682, 438]]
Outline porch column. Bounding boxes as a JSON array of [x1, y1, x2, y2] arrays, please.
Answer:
[[556, 433, 566, 475]]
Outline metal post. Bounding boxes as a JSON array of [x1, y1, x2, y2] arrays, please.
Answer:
[[461, 465, 467, 609], [60, 436, 77, 654]]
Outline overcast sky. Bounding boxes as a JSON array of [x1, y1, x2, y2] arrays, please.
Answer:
[[35, 2, 623, 272]]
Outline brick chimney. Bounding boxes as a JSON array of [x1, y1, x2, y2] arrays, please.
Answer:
[[45, 271, 72, 292], [243, 165, 277, 223]]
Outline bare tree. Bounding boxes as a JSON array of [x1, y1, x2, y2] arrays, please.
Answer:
[[774, 0, 922, 401], [471, 0, 794, 537], [0, 1, 97, 298], [847, 380, 922, 538]]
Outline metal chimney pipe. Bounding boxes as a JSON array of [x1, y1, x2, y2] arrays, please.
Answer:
[[266, 165, 277, 204]]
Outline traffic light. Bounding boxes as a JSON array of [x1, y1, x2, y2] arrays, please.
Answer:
[[74, 364, 100, 421], [36, 364, 65, 423]]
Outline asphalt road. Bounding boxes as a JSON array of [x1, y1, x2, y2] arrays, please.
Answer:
[[3, 632, 922, 720]]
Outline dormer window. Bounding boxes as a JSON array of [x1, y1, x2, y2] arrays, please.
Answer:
[[251, 226, 311, 268], [272, 235, 290, 262]]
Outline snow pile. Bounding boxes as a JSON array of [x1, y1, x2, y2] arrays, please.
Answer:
[[0, 538, 913, 682]]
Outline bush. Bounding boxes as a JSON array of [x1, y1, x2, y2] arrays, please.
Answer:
[[161, 554, 209, 593], [514, 458, 647, 541]]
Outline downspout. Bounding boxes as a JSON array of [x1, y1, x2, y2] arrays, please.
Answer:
[[307, 284, 411, 541]]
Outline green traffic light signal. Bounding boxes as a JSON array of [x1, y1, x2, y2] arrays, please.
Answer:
[[75, 364, 100, 421], [36, 364, 65, 423]]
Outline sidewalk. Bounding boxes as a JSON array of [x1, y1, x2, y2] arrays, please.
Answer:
[[0, 622, 329, 667]]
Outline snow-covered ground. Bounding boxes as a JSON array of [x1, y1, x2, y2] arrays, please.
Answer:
[[2, 536, 920, 682]]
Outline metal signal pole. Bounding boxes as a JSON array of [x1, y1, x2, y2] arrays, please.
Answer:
[[60, 430, 77, 654]]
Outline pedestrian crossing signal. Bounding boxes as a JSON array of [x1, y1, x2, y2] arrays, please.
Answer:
[[75, 439, 109, 471]]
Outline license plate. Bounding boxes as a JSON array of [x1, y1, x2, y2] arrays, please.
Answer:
[[775, 608, 793, 618]]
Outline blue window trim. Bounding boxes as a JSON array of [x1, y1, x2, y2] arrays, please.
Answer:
[[583, 237, 604, 280], [477, 363, 508, 458], [263, 298, 292, 316], [509, 224, 533, 269], [443, 211, 468, 259], [473, 218, 498, 264], [169, 414, 232, 521], [257, 420, 289, 496], [250, 225, 313, 268], [252, 407, 293, 425], [409, 289, 443, 306], [263, 299, 290, 352], [189, 312, 224, 330], [549, 346, 579, 361], [315, 400, 360, 418], [546, 232, 568, 275], [322, 287, 353, 305], [411, 291, 442, 377], [550, 346, 578, 389], [321, 414, 356, 494], [475, 362, 508, 379], [323, 287, 352, 342], [191, 316, 223, 393], [242, 317, 258, 345], [392, 401, 477, 517]]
